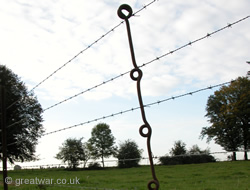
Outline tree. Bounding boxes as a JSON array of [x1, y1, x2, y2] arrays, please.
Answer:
[[188, 145, 210, 155], [0, 65, 44, 163], [88, 123, 116, 167], [170, 140, 187, 156], [201, 77, 250, 161], [55, 138, 86, 169], [116, 139, 142, 168], [82, 142, 92, 168]]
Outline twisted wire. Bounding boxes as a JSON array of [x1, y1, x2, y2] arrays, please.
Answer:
[[43, 15, 249, 112], [30, 0, 159, 93], [42, 81, 232, 136], [5, 0, 159, 112]]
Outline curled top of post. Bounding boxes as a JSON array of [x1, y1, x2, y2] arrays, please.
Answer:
[[117, 4, 133, 20]]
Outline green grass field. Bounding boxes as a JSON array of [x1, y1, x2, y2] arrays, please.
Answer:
[[1, 161, 249, 190]]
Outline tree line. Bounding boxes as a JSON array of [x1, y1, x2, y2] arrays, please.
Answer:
[[55, 132, 216, 168], [55, 123, 143, 169]]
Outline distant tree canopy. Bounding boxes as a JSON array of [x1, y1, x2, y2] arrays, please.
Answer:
[[170, 140, 187, 156], [189, 145, 210, 155], [116, 139, 142, 168], [88, 123, 116, 167], [0, 65, 44, 163], [55, 138, 87, 169], [169, 141, 210, 156], [201, 77, 250, 161]]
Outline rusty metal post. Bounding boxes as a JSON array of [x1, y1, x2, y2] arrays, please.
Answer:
[[0, 84, 8, 190], [117, 4, 159, 190]]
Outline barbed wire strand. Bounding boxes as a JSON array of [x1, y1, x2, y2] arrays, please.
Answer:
[[139, 15, 250, 68], [2, 81, 231, 147], [5, 0, 159, 112], [0, 80, 235, 149], [42, 81, 232, 136], [29, 0, 158, 93], [29, 22, 122, 93], [4, 16, 249, 130], [2, 80, 234, 137], [5, 14, 250, 126], [43, 15, 250, 112], [133, 0, 158, 16], [43, 71, 130, 111]]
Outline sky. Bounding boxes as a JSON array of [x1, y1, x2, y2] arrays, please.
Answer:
[[0, 0, 249, 168]]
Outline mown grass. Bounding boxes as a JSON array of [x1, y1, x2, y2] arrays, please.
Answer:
[[1, 161, 249, 190]]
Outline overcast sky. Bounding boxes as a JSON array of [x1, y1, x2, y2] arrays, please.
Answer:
[[0, 0, 249, 167]]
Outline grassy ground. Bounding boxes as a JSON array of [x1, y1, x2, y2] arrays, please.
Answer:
[[1, 161, 249, 190]]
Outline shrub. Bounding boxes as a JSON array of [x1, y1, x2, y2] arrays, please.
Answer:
[[14, 165, 22, 170], [88, 162, 102, 170], [159, 154, 216, 165]]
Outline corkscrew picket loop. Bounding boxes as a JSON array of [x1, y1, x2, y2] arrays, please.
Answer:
[[117, 4, 159, 190]]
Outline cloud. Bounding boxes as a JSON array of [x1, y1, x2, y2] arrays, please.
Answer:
[[1, 0, 248, 108], [2, 0, 249, 102]]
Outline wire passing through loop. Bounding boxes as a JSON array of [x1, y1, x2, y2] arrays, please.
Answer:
[[139, 124, 151, 137], [130, 68, 142, 81], [117, 4, 133, 19]]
